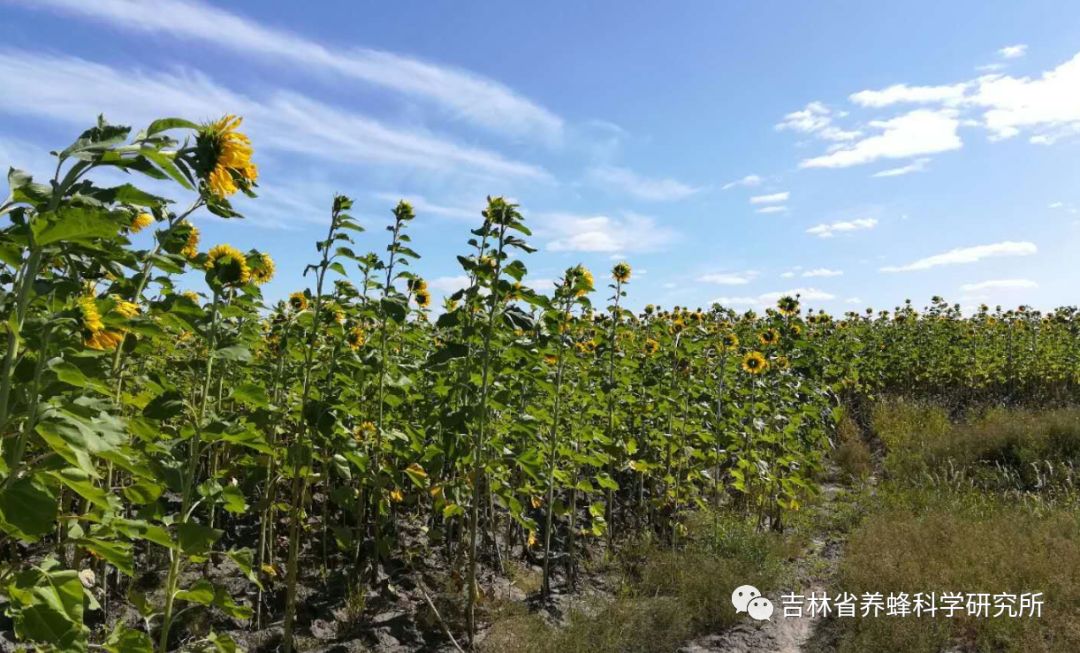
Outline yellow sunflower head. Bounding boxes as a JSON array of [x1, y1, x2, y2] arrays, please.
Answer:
[[759, 328, 780, 346], [78, 295, 104, 333], [200, 114, 257, 199], [741, 351, 768, 375], [112, 298, 140, 319], [249, 252, 275, 285], [777, 295, 800, 316], [612, 262, 632, 283], [85, 330, 124, 351], [721, 332, 739, 351], [206, 244, 251, 286], [288, 292, 309, 312], [407, 277, 428, 293], [347, 326, 366, 350], [644, 338, 660, 356], [414, 289, 431, 309], [130, 212, 154, 234]]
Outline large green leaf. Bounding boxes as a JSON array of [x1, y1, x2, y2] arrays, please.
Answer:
[[31, 206, 120, 246], [0, 474, 58, 541], [6, 562, 88, 652]]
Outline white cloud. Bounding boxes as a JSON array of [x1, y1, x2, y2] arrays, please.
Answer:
[[970, 52, 1080, 141], [960, 278, 1038, 292], [750, 191, 789, 204], [776, 101, 861, 141], [0, 50, 549, 181], [1049, 202, 1065, 209], [756, 206, 788, 214], [20, 0, 563, 142], [713, 287, 837, 308], [850, 83, 968, 108], [872, 158, 931, 177], [697, 271, 757, 285], [722, 174, 762, 190], [428, 275, 472, 293], [881, 241, 1037, 272], [586, 165, 702, 201], [802, 268, 843, 278], [999, 44, 1028, 59], [806, 218, 878, 238], [373, 192, 477, 221], [800, 109, 961, 169], [845, 297, 863, 304], [541, 212, 677, 253], [780, 271, 796, 279]]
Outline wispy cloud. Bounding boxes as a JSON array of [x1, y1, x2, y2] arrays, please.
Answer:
[[776, 101, 861, 141], [802, 268, 843, 278], [872, 158, 930, 177], [800, 109, 961, 169], [850, 83, 968, 108], [960, 278, 1038, 292], [806, 218, 878, 238], [0, 49, 550, 182], [970, 52, 1080, 142], [19, 0, 563, 142], [755, 206, 788, 214], [998, 44, 1028, 60], [750, 191, 789, 204], [540, 211, 677, 253], [586, 165, 702, 201], [373, 192, 478, 221], [722, 174, 762, 190], [697, 271, 758, 285], [881, 241, 1037, 272], [714, 287, 837, 307]]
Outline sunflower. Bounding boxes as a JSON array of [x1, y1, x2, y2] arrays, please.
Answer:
[[573, 265, 595, 297], [527, 531, 538, 548], [721, 332, 739, 351], [130, 212, 153, 233], [112, 299, 140, 319], [181, 290, 200, 304], [206, 244, 250, 286], [389, 489, 404, 503], [354, 421, 376, 443], [759, 328, 780, 346], [177, 222, 200, 259], [407, 277, 428, 293], [200, 115, 257, 198], [543, 354, 558, 366], [346, 326, 366, 350], [78, 296, 104, 333], [644, 338, 660, 356], [414, 289, 431, 309], [612, 262, 632, 283], [741, 351, 768, 375], [249, 252, 275, 285], [85, 330, 124, 351], [777, 295, 800, 316], [775, 355, 790, 370], [288, 292, 309, 312]]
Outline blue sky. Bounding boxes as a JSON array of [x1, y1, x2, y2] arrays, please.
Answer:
[[2, 0, 1079, 313]]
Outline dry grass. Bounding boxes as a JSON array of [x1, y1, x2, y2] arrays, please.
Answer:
[[833, 414, 874, 483]]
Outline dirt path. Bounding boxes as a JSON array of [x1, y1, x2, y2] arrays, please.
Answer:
[[680, 483, 846, 653]]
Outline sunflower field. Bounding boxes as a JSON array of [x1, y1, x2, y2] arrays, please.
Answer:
[[1, 116, 1078, 652]]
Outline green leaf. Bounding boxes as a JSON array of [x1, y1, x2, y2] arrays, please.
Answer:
[[0, 474, 58, 541], [143, 390, 186, 421], [103, 623, 154, 653], [176, 522, 223, 556], [174, 579, 215, 605], [6, 562, 88, 652], [230, 382, 268, 409], [220, 485, 247, 514], [146, 117, 198, 135], [31, 207, 120, 246]]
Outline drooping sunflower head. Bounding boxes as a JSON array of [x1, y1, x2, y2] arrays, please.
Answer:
[[206, 244, 251, 286], [85, 330, 125, 351], [612, 262, 632, 283], [775, 355, 791, 370], [78, 295, 104, 333], [777, 295, 800, 316], [249, 252, 275, 286], [130, 212, 154, 234], [414, 289, 431, 309], [759, 328, 780, 346], [288, 292, 309, 312], [407, 277, 428, 294], [644, 338, 660, 356], [346, 326, 366, 351], [721, 332, 739, 351], [111, 298, 140, 319], [199, 114, 257, 198], [644, 304, 655, 316], [570, 265, 595, 298], [741, 351, 768, 375], [181, 290, 200, 304], [162, 220, 200, 258]]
